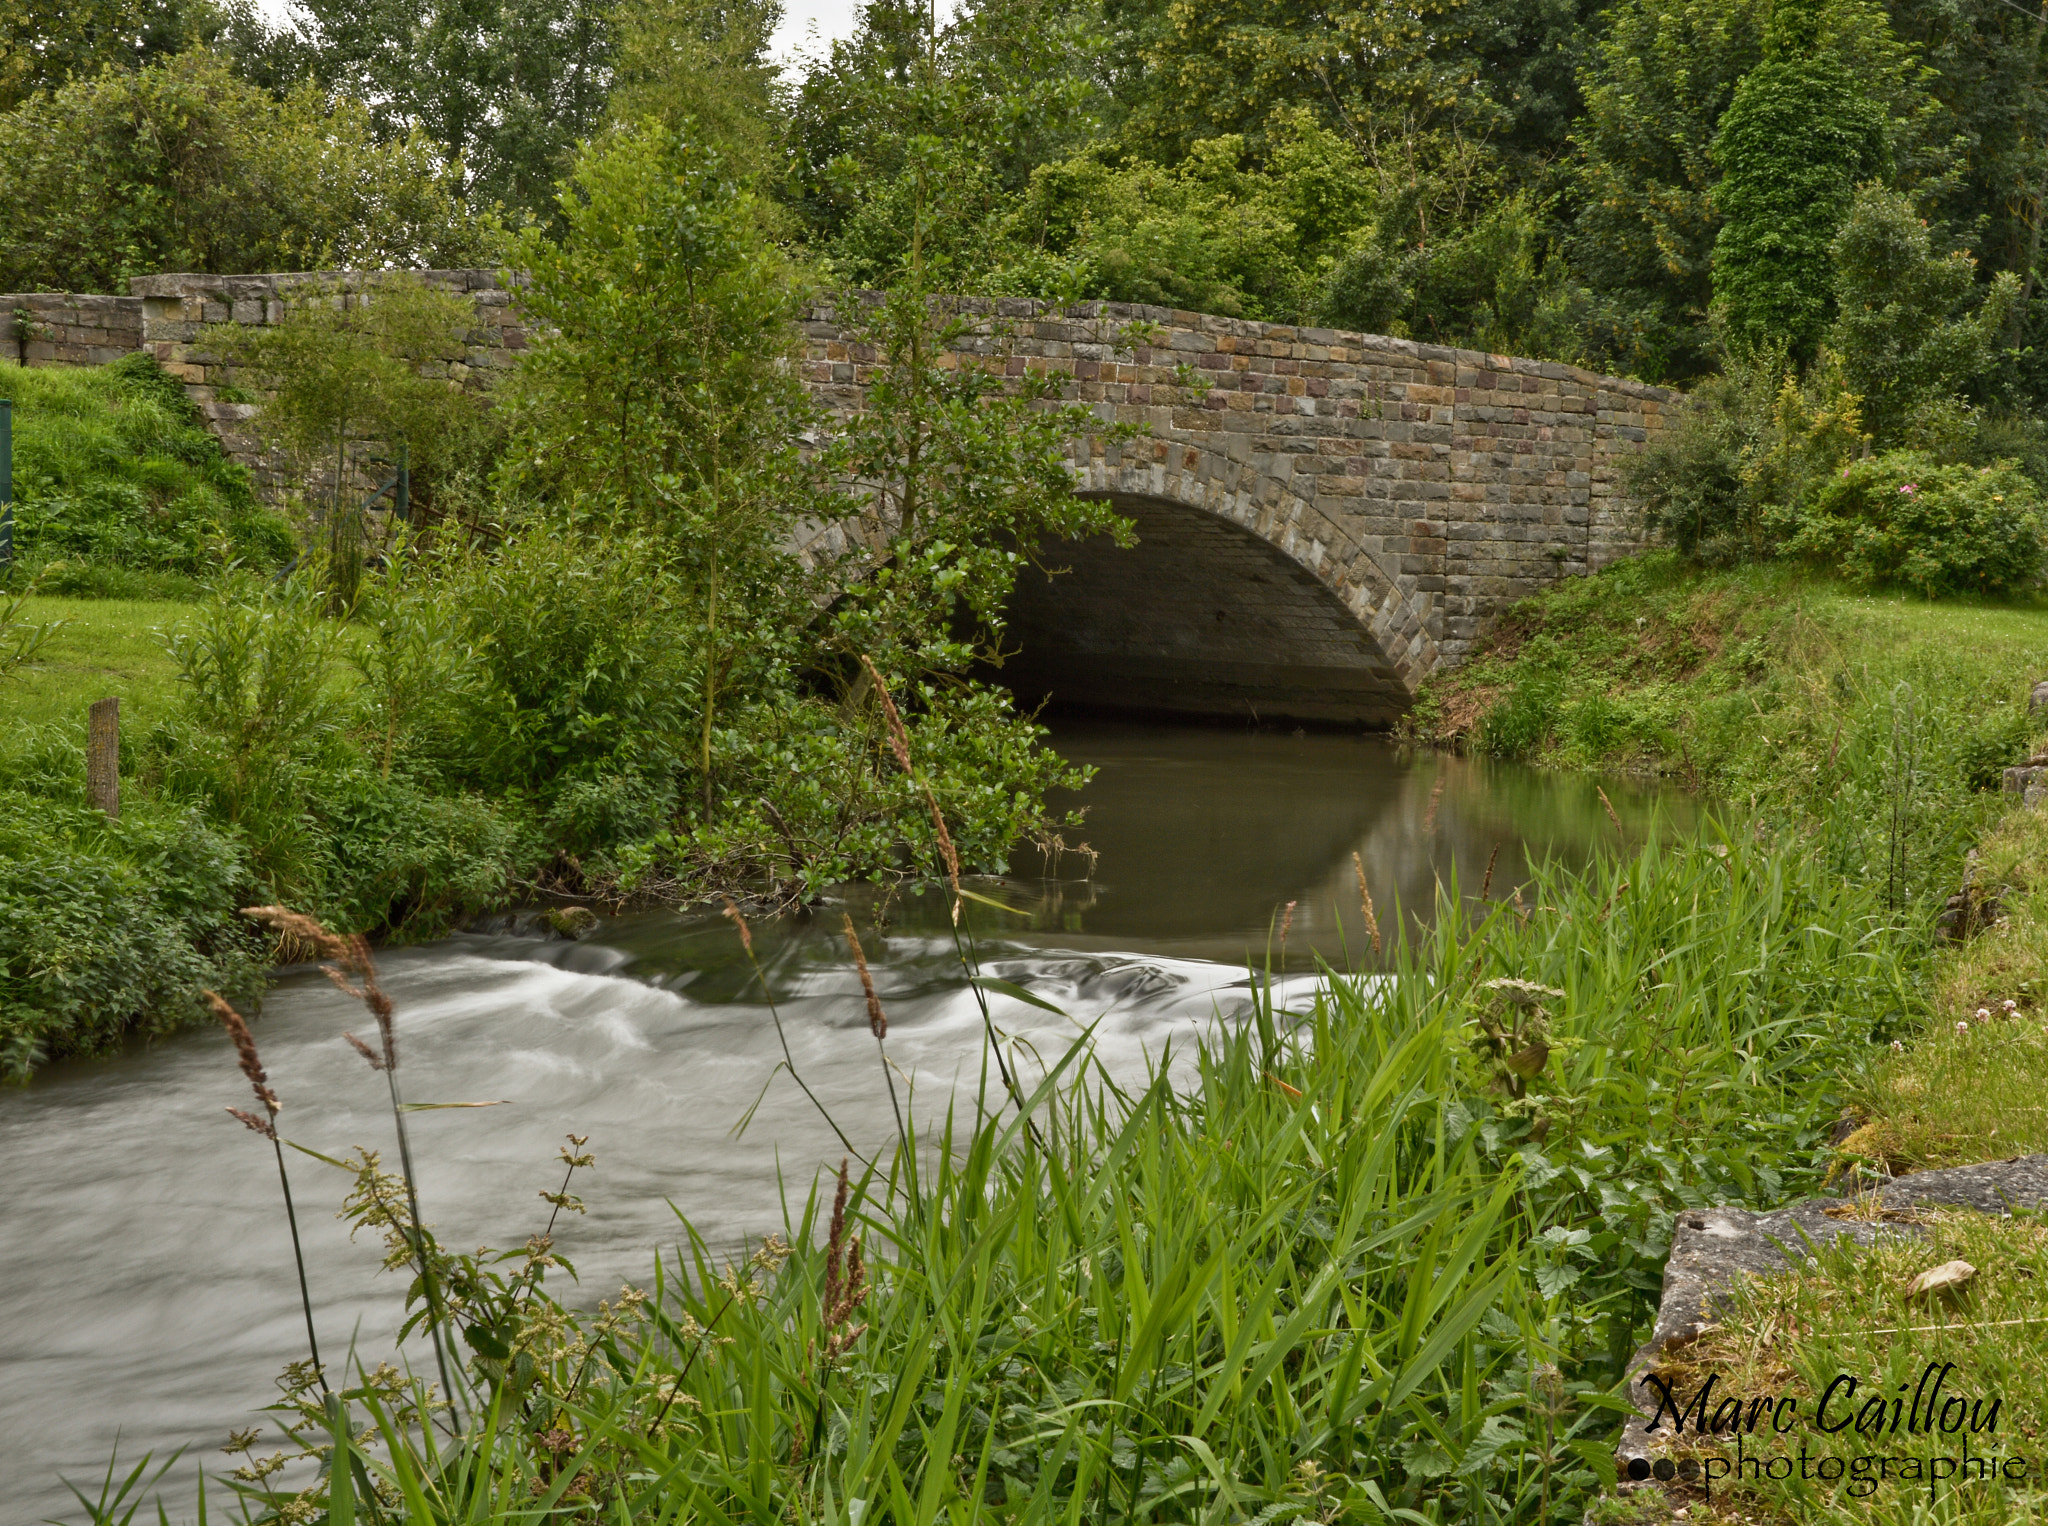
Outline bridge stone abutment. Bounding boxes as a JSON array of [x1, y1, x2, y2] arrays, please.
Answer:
[[6, 275, 1679, 723]]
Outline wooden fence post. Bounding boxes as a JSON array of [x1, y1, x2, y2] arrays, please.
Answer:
[[87, 696, 119, 818]]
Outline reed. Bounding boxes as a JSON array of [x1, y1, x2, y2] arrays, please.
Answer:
[[842, 912, 909, 1159], [243, 904, 462, 1419], [206, 989, 327, 1398]]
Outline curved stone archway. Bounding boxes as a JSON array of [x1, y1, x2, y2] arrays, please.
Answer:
[[1001, 490, 1419, 726], [796, 295, 1682, 720]]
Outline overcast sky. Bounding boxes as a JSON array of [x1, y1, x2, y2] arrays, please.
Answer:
[[249, 1, 879, 73]]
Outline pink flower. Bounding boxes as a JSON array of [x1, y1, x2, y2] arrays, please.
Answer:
[[1899, 483, 1918, 495], [1976, 1008, 1992, 1020], [1957, 1020, 1971, 1034], [2003, 999, 2018, 1013]]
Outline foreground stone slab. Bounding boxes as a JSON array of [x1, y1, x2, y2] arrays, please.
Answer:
[[1610, 1155, 2048, 1496]]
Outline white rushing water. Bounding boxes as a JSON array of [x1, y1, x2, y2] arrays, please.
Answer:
[[0, 930, 1313, 1523]]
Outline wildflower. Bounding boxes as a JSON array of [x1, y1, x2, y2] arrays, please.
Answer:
[[1956, 1021, 1970, 1034], [1891, 1039, 1905, 1052], [2004, 999, 2018, 1013], [1899, 483, 1918, 495], [1976, 1008, 1991, 1021]]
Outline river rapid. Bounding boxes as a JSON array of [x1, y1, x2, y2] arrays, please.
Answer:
[[0, 719, 1686, 1521]]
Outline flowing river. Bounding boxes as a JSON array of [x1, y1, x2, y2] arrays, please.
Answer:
[[0, 719, 1689, 1521]]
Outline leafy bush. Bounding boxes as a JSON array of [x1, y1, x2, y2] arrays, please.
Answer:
[[4, 354, 294, 586], [1476, 636, 1568, 759], [1956, 701, 2032, 792], [1777, 451, 2046, 595], [1003, 128, 1346, 321], [1623, 353, 1788, 565], [1826, 184, 2021, 449], [440, 528, 697, 796], [298, 763, 524, 937], [155, 571, 344, 869], [0, 739, 263, 1079], [0, 47, 495, 293], [149, 570, 528, 932]]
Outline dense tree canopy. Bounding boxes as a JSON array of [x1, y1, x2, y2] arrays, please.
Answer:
[[6, 0, 2048, 396], [0, 49, 493, 292]]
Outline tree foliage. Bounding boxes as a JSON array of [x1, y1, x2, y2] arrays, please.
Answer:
[[0, 0, 220, 112], [0, 48, 493, 293], [1828, 183, 2020, 447], [1709, 0, 1894, 362], [291, 0, 616, 219]]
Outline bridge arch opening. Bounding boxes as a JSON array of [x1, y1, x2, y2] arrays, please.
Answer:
[[998, 493, 1413, 727]]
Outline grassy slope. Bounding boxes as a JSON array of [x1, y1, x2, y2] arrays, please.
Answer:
[[1419, 552, 2048, 1170], [1413, 553, 2048, 800], [4, 595, 193, 738]]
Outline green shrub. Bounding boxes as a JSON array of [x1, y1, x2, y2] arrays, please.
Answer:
[[155, 571, 344, 882], [1622, 356, 1785, 565], [0, 741, 263, 1079], [4, 354, 295, 587], [1956, 701, 2032, 792], [1827, 185, 2020, 450], [1477, 637, 1568, 759], [0, 47, 493, 293], [441, 528, 697, 794], [300, 763, 525, 937], [1777, 451, 2047, 595]]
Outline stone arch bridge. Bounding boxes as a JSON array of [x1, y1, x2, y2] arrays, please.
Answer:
[[5, 273, 1679, 725]]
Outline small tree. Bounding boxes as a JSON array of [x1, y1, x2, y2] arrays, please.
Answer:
[[208, 273, 485, 603], [1827, 184, 2020, 447], [1710, 0, 1891, 362], [500, 121, 819, 818], [823, 282, 1137, 686]]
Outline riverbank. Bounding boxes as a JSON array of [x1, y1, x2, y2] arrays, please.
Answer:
[[1415, 553, 2048, 1166]]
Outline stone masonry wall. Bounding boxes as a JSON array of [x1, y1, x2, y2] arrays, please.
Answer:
[[0, 272, 1679, 709], [2, 293, 146, 367]]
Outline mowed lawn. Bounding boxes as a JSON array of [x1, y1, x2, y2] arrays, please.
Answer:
[[3, 596, 195, 741]]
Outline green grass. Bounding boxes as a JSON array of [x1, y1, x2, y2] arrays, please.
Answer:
[[1835, 801, 2048, 1172], [1, 354, 294, 584], [1414, 553, 2048, 812], [1662, 1209, 2048, 1524], [1421, 549, 2048, 1172], [2, 595, 194, 741]]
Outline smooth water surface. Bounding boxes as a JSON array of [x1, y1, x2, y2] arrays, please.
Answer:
[[0, 722, 1685, 1520]]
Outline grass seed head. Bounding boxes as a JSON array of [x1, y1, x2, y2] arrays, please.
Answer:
[[207, 989, 279, 1120], [722, 898, 754, 955], [842, 915, 888, 1039], [1351, 852, 1382, 956]]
